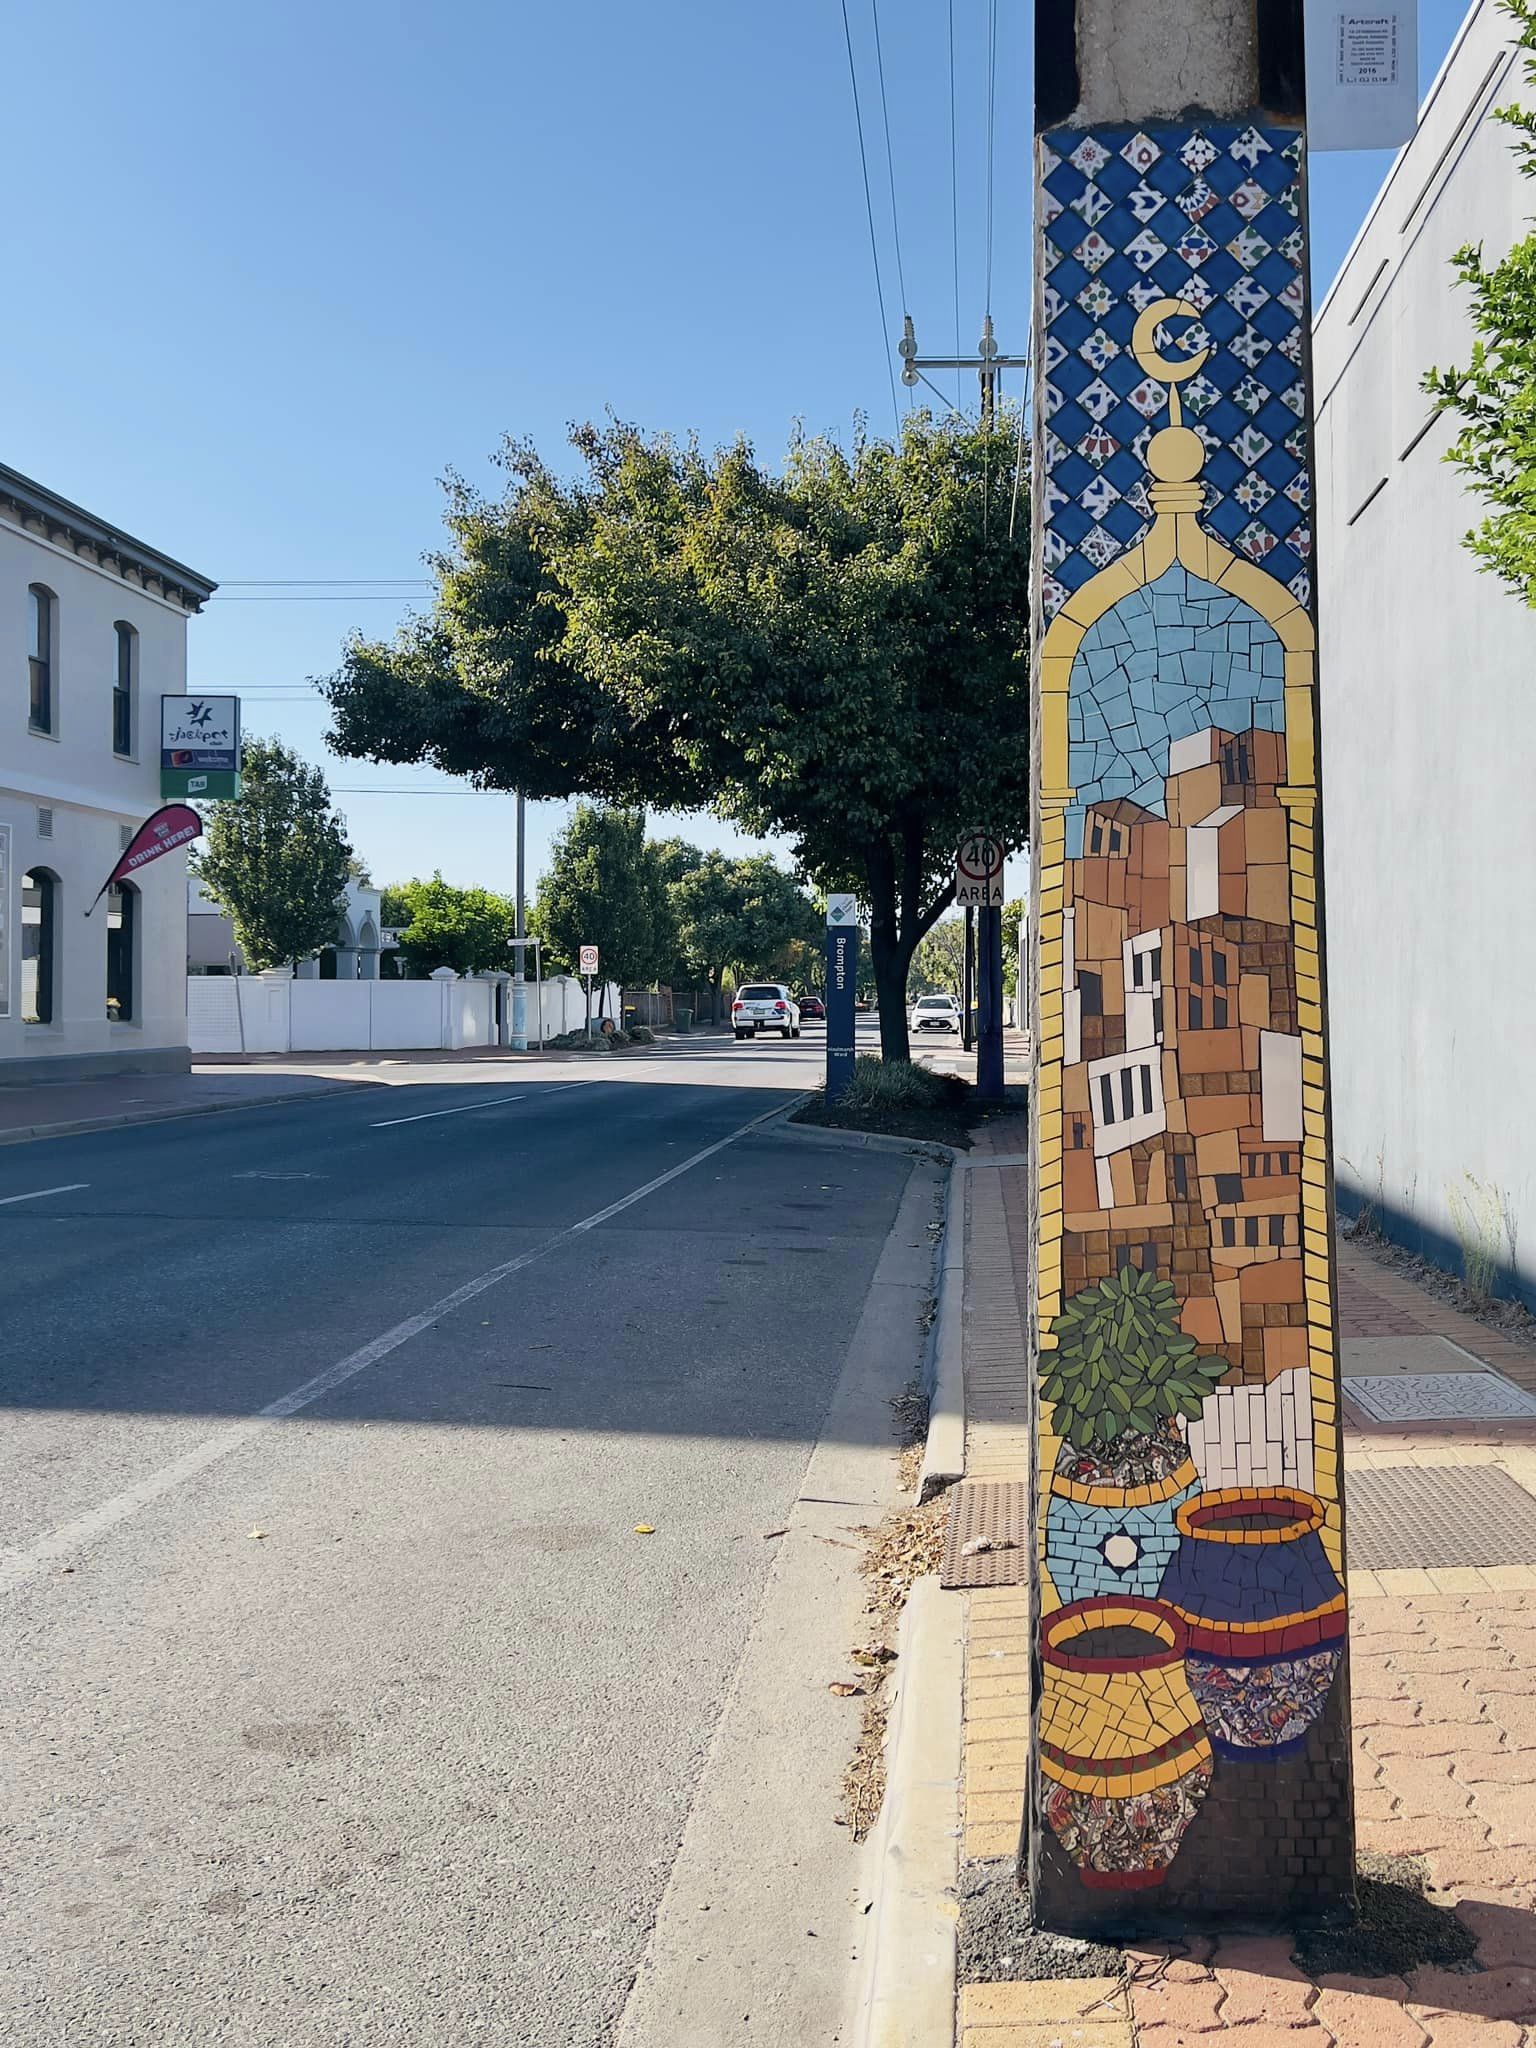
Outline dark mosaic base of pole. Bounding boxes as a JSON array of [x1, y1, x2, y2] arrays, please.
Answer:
[[1027, 1666, 1356, 1934]]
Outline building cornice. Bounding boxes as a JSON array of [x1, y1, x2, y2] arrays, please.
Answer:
[[0, 462, 217, 614]]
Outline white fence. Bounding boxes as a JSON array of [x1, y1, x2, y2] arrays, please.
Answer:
[[187, 972, 618, 1057]]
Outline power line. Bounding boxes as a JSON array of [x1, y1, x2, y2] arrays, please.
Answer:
[[985, 0, 999, 314], [948, 0, 962, 409], [838, 0, 902, 433], [869, 0, 908, 323]]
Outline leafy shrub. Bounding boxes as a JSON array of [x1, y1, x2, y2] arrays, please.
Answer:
[[1043, 1268, 1230, 1451], [628, 1024, 656, 1044], [837, 1055, 968, 1115]]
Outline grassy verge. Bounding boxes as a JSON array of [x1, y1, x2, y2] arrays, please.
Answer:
[[793, 1054, 1028, 1150]]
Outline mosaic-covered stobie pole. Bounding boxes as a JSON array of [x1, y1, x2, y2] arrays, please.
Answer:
[[1027, 0, 1353, 1929]]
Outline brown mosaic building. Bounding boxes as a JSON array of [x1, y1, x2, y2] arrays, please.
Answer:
[[1060, 726, 1306, 1383]]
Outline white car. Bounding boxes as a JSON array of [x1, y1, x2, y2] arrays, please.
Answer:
[[910, 992, 961, 1034], [732, 983, 801, 1040]]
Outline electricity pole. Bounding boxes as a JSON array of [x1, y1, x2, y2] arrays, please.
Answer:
[[903, 317, 1021, 1099]]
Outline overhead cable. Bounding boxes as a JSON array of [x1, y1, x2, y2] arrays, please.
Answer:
[[838, 0, 902, 432]]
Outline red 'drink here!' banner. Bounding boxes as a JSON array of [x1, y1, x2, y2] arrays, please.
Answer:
[[89, 804, 202, 911]]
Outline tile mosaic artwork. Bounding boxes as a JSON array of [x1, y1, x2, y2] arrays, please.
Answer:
[[1029, 121, 1352, 1924]]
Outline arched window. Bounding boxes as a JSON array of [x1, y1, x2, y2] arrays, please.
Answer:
[[106, 882, 137, 1021], [22, 869, 58, 1024], [28, 585, 55, 734], [113, 622, 137, 756]]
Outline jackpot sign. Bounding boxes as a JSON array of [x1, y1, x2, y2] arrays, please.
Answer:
[[161, 696, 241, 800]]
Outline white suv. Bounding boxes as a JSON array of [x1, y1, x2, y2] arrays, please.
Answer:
[[910, 992, 961, 1034], [732, 983, 801, 1040]]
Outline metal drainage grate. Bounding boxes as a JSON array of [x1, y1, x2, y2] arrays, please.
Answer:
[[1347, 1462, 1536, 1571], [941, 1481, 1032, 1589], [1345, 1370, 1536, 1423]]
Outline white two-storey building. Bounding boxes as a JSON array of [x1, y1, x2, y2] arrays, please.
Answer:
[[0, 464, 216, 1079]]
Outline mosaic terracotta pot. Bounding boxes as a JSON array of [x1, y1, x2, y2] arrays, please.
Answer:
[[1045, 1453, 1202, 1605], [1158, 1487, 1347, 1759], [1038, 1596, 1214, 1891]]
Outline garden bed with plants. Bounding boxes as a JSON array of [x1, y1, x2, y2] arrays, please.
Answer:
[[544, 1023, 657, 1053], [791, 1054, 1027, 1149]]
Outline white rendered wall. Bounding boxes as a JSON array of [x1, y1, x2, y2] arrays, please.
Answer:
[[1315, 0, 1536, 1289], [0, 512, 195, 1073]]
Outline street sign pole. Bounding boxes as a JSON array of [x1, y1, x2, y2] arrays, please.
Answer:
[[977, 899, 1005, 1102], [955, 833, 1005, 1078], [963, 906, 976, 1052], [825, 895, 859, 1101], [510, 789, 528, 1051]]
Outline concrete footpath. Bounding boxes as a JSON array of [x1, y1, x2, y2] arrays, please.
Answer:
[[897, 1112, 1536, 2048]]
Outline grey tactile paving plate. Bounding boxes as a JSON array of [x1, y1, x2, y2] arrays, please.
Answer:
[[1341, 1335, 1489, 1378], [941, 1481, 1031, 1589], [1347, 1461, 1536, 1570], [1345, 1370, 1536, 1423]]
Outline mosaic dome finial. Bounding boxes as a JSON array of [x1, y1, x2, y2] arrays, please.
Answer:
[[1131, 296, 1211, 508]]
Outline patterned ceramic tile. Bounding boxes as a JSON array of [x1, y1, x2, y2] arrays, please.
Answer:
[[1036, 123, 1309, 619]]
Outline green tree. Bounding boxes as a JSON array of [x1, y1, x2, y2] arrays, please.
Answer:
[[530, 803, 671, 988], [1426, 0, 1536, 601], [196, 737, 352, 972], [669, 851, 818, 1020], [383, 874, 516, 976], [323, 408, 1031, 1062], [1001, 896, 1026, 1002], [910, 917, 966, 997]]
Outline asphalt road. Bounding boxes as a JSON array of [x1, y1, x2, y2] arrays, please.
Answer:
[[1, 1030, 925, 2047]]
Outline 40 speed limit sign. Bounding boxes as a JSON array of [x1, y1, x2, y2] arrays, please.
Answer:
[[954, 833, 1004, 908]]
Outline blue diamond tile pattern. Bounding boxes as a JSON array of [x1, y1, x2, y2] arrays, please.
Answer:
[[1038, 123, 1311, 621]]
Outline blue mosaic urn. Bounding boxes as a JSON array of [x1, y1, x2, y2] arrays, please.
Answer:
[[1045, 1441, 1203, 1605]]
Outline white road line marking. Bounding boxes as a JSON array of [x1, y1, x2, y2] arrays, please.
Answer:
[[369, 1078, 591, 1128], [0, 1184, 88, 1207], [0, 1096, 784, 1597], [371, 1093, 525, 1128]]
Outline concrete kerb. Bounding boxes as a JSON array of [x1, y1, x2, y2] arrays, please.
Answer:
[[764, 1102, 964, 1171], [919, 1155, 968, 1501], [0, 1081, 367, 1150], [847, 1574, 964, 2048]]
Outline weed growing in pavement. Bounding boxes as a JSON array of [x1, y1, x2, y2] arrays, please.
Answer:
[[1447, 1171, 1517, 1303]]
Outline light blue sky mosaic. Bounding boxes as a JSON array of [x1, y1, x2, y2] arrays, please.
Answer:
[[1065, 565, 1284, 857]]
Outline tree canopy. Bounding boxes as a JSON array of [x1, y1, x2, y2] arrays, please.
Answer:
[[196, 736, 352, 972], [529, 804, 673, 987], [382, 874, 516, 976], [323, 408, 1031, 1059], [668, 850, 819, 1018], [910, 918, 966, 997], [1426, 0, 1536, 602]]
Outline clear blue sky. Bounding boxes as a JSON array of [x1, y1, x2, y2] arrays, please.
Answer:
[[4, 0, 1474, 903]]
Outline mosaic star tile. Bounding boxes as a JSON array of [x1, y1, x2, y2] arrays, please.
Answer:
[[1036, 122, 1311, 618]]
